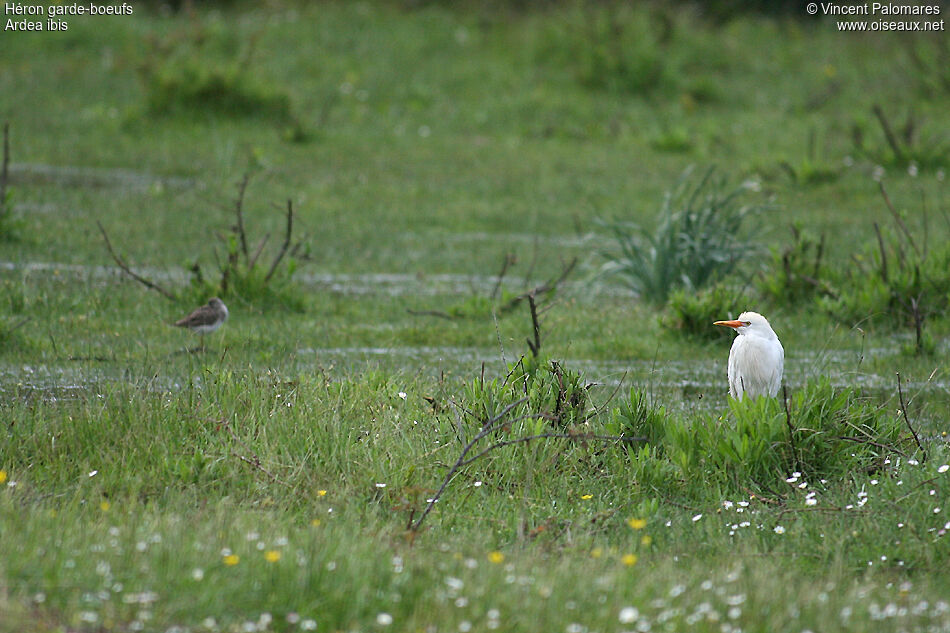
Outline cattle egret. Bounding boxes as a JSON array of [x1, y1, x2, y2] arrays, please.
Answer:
[[713, 311, 784, 400]]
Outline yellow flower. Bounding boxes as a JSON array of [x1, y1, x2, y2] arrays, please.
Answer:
[[590, 547, 603, 559], [264, 550, 281, 563], [0, 470, 6, 484], [823, 64, 837, 78], [310, 519, 322, 527], [487, 551, 505, 564], [581, 494, 593, 500], [100, 501, 111, 512], [627, 518, 647, 530], [621, 554, 638, 567], [223, 554, 240, 566], [640, 534, 653, 547], [317, 490, 328, 497]]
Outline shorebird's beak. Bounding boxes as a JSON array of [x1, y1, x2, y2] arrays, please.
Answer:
[[713, 320, 744, 329]]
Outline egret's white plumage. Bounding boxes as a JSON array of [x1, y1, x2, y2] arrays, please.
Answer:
[[714, 311, 784, 400]]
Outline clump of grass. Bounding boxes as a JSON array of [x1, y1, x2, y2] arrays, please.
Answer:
[[461, 354, 591, 433], [610, 379, 912, 496], [137, 17, 306, 140], [599, 166, 766, 304], [535, 3, 673, 96], [757, 224, 836, 306], [649, 124, 694, 154], [184, 175, 309, 312], [819, 185, 950, 353], [146, 59, 292, 120], [667, 282, 746, 340], [902, 33, 950, 99], [778, 128, 841, 185], [607, 387, 668, 446], [98, 174, 310, 312], [852, 105, 949, 171]]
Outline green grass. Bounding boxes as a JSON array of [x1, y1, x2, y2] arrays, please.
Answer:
[[1, 2, 949, 631]]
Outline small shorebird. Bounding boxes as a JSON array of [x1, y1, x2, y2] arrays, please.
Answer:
[[713, 311, 784, 400], [174, 297, 229, 350]]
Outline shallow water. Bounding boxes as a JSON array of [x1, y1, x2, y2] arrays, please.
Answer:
[[10, 163, 197, 191], [4, 344, 945, 422], [0, 260, 634, 298]]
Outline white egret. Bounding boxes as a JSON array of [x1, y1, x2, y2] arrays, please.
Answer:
[[713, 311, 784, 400]]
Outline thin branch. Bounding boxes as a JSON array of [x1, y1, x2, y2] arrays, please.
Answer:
[[234, 173, 252, 262], [247, 232, 271, 271], [872, 221, 888, 283], [264, 199, 294, 282], [578, 370, 628, 425], [220, 417, 293, 488], [500, 257, 578, 313], [490, 253, 516, 302], [837, 436, 909, 457], [458, 432, 647, 468], [526, 293, 541, 358], [872, 104, 906, 167], [407, 308, 455, 320], [0, 122, 9, 216], [97, 221, 177, 301], [6, 316, 30, 334], [782, 384, 802, 474], [411, 391, 645, 533], [896, 372, 926, 461], [411, 397, 529, 532], [879, 182, 921, 258]]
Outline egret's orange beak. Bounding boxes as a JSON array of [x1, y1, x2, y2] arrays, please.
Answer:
[[713, 320, 744, 329]]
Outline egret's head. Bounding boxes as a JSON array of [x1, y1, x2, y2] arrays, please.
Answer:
[[714, 311, 777, 339]]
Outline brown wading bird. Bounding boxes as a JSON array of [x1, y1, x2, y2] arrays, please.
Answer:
[[174, 297, 229, 350], [713, 311, 784, 400]]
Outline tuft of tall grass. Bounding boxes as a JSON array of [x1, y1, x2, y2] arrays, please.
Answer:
[[667, 282, 746, 340], [609, 379, 912, 495], [135, 14, 306, 141], [599, 167, 766, 304]]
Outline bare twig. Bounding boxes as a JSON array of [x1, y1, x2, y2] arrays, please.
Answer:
[[410, 396, 531, 532], [813, 232, 825, 280], [742, 484, 783, 506], [782, 385, 802, 475], [6, 316, 30, 333], [219, 417, 293, 487], [410, 392, 646, 533], [234, 173, 252, 262], [0, 122, 9, 216], [872, 222, 888, 282], [837, 436, 910, 457], [909, 294, 925, 353], [490, 253, 516, 302], [500, 257, 578, 313], [879, 183, 921, 258], [896, 372, 926, 461], [97, 221, 177, 301], [247, 232, 270, 271], [406, 309, 455, 320], [872, 104, 906, 166], [578, 370, 628, 425], [458, 432, 647, 468], [264, 199, 294, 282], [526, 293, 541, 358]]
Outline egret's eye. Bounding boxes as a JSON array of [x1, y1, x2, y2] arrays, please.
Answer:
[[742, 321, 751, 326]]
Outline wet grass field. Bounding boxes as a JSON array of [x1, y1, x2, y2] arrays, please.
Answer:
[[1, 2, 949, 632]]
